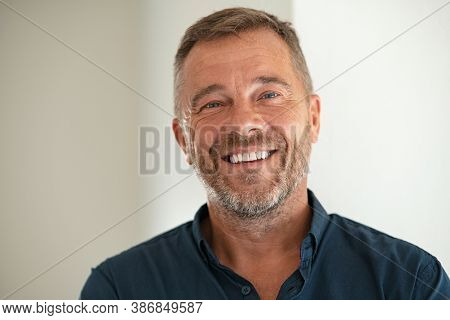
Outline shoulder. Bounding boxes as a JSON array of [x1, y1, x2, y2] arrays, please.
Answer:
[[103, 220, 195, 272], [80, 220, 196, 299], [326, 213, 429, 262], [323, 214, 450, 299]]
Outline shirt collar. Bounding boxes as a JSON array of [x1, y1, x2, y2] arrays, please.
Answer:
[[306, 189, 330, 258], [192, 188, 330, 262], [191, 203, 211, 262]]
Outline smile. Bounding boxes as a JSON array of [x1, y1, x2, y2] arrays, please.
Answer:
[[222, 150, 276, 164]]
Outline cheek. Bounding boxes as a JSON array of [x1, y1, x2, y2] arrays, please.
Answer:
[[191, 123, 219, 156], [275, 104, 309, 135]]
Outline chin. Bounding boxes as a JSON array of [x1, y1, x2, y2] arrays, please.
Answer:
[[211, 185, 284, 217]]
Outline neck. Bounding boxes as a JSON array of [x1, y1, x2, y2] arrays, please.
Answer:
[[201, 179, 312, 270]]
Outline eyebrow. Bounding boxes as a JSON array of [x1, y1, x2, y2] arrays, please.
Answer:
[[190, 76, 292, 108], [252, 76, 292, 92], [191, 84, 225, 108]]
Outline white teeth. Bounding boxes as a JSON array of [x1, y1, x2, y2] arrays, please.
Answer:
[[226, 151, 273, 164]]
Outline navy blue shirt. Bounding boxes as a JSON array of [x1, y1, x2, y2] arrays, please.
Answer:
[[80, 190, 450, 299]]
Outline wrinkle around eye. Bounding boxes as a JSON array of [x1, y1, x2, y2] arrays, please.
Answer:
[[198, 99, 232, 114], [189, 101, 221, 115], [204, 101, 223, 109], [258, 91, 281, 100]]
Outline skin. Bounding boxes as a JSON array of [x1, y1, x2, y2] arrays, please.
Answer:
[[173, 28, 321, 299]]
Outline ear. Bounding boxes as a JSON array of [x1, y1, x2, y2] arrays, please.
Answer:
[[172, 118, 193, 165], [308, 94, 321, 143]]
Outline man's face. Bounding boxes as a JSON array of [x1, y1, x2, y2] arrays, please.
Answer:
[[174, 28, 320, 219]]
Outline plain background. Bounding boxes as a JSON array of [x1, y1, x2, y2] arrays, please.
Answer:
[[0, 0, 448, 299]]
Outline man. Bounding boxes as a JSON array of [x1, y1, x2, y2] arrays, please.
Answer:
[[80, 7, 450, 299]]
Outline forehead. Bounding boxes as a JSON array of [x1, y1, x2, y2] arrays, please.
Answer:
[[181, 28, 296, 90]]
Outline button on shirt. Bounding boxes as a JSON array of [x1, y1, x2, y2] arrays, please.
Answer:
[[80, 190, 450, 299]]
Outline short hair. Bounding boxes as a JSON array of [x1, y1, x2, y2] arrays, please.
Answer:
[[173, 7, 313, 120]]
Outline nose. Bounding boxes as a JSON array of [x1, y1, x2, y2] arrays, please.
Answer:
[[224, 99, 267, 136]]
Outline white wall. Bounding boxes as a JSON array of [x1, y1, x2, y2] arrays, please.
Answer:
[[0, 0, 148, 299], [294, 0, 450, 270], [0, 0, 292, 300]]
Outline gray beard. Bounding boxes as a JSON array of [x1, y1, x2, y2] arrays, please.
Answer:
[[192, 127, 311, 222]]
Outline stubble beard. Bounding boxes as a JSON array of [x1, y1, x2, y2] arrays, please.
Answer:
[[190, 124, 312, 222]]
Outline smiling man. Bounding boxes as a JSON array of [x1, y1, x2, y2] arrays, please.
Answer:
[[80, 7, 450, 299]]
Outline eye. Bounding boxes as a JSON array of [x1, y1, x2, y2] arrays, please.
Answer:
[[259, 91, 280, 100], [203, 101, 222, 109]]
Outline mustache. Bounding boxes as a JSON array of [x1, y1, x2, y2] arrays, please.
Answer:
[[209, 130, 287, 157]]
